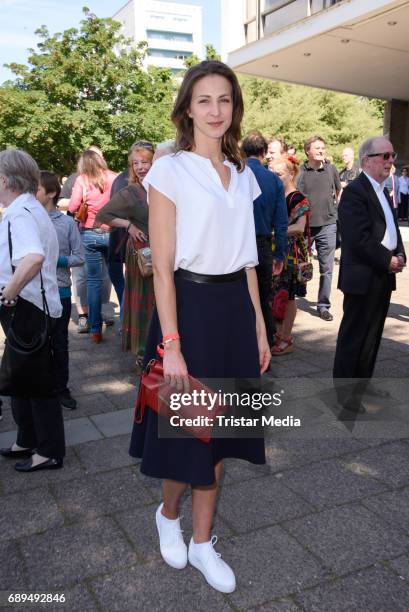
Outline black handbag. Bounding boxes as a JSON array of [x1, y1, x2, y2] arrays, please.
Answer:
[[0, 221, 56, 398]]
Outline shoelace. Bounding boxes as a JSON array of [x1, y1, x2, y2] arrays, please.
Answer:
[[210, 535, 222, 559]]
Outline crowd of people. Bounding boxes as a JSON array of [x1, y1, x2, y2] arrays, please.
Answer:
[[0, 59, 407, 594]]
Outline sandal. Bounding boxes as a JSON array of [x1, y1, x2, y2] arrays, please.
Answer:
[[271, 336, 294, 356]]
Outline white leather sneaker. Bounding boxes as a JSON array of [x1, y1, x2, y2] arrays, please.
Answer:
[[155, 503, 187, 569], [188, 535, 236, 593]]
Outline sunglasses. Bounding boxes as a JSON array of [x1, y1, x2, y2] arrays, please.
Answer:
[[366, 152, 397, 161], [132, 140, 155, 151]]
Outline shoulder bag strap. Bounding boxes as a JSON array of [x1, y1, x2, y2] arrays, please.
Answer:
[[20, 207, 51, 318]]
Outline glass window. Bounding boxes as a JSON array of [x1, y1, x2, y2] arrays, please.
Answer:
[[147, 30, 193, 42], [148, 48, 193, 59], [263, 0, 310, 35]]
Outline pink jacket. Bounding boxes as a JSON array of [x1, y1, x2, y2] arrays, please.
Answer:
[[68, 170, 118, 230]]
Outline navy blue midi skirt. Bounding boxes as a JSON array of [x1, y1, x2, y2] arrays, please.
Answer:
[[129, 274, 266, 485]]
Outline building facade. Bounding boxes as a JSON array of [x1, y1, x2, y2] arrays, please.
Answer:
[[113, 0, 203, 74], [222, 0, 409, 165]]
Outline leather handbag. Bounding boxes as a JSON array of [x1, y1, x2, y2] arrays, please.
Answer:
[[137, 246, 153, 277], [296, 260, 313, 284], [0, 221, 55, 397], [75, 183, 89, 223], [134, 359, 227, 443]]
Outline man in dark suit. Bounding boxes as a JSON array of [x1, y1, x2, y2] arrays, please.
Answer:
[[333, 136, 406, 413]]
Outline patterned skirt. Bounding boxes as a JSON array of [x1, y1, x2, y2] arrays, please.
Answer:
[[121, 239, 155, 356]]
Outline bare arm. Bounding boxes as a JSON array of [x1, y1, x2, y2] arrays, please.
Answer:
[[108, 217, 147, 242], [149, 186, 188, 388], [2, 254, 44, 301], [245, 267, 271, 374], [287, 216, 306, 236]]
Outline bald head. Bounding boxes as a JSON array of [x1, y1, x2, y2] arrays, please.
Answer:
[[342, 147, 354, 166]]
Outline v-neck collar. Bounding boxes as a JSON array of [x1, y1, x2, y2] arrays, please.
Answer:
[[183, 151, 234, 194]]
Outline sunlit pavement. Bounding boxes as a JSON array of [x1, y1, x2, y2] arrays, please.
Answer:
[[1, 235, 409, 610]]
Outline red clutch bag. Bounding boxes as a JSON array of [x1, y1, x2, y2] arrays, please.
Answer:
[[134, 359, 227, 443]]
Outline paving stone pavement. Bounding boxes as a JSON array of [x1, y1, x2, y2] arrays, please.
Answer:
[[1, 236, 409, 611]]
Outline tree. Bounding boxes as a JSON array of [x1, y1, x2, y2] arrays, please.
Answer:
[[183, 43, 221, 68], [0, 8, 175, 174], [204, 44, 221, 61], [239, 76, 383, 166]]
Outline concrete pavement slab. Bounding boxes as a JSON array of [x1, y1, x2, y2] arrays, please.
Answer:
[[224, 526, 328, 608], [0, 448, 85, 495], [217, 476, 314, 533], [52, 467, 154, 522], [57, 584, 99, 611], [361, 488, 409, 535], [278, 457, 387, 509], [389, 555, 409, 580], [90, 561, 232, 612], [0, 486, 64, 542], [20, 516, 139, 590], [283, 503, 409, 575], [0, 541, 27, 590], [61, 392, 117, 420], [90, 407, 134, 437], [64, 417, 103, 446], [295, 565, 409, 611], [74, 435, 135, 474], [249, 599, 302, 611], [340, 441, 409, 487]]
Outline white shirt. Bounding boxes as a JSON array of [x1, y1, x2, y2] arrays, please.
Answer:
[[143, 151, 261, 274], [398, 175, 409, 195], [0, 193, 62, 317], [364, 172, 397, 251]]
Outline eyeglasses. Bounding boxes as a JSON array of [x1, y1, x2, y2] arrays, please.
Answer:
[[366, 152, 397, 161]]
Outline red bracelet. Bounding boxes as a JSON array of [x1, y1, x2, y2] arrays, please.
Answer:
[[163, 333, 180, 343], [157, 333, 180, 358]]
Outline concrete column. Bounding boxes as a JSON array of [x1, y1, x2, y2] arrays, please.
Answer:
[[384, 99, 409, 169]]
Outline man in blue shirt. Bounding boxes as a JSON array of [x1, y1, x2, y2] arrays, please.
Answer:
[[242, 132, 288, 348]]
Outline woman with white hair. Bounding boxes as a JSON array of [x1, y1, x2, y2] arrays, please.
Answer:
[[0, 148, 65, 472]]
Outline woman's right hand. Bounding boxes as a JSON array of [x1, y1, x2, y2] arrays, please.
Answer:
[[163, 343, 190, 392], [128, 224, 147, 242]]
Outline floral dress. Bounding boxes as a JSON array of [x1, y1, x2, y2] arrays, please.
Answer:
[[273, 190, 311, 300]]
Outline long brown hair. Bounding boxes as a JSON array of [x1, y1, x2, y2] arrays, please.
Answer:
[[77, 149, 108, 192], [171, 61, 245, 171]]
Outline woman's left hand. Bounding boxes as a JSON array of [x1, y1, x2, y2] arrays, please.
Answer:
[[257, 323, 271, 374]]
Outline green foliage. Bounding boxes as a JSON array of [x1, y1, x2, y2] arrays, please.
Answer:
[[204, 44, 221, 61], [183, 44, 221, 68], [0, 19, 385, 175], [239, 76, 383, 166], [0, 8, 175, 174], [184, 53, 201, 69]]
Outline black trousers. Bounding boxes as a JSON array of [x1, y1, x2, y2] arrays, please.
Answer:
[[398, 193, 408, 220], [333, 272, 393, 403], [51, 296, 71, 394], [1, 299, 66, 459], [12, 396, 65, 458], [255, 236, 275, 347]]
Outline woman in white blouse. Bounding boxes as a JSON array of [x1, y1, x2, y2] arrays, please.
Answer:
[[129, 61, 270, 593]]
